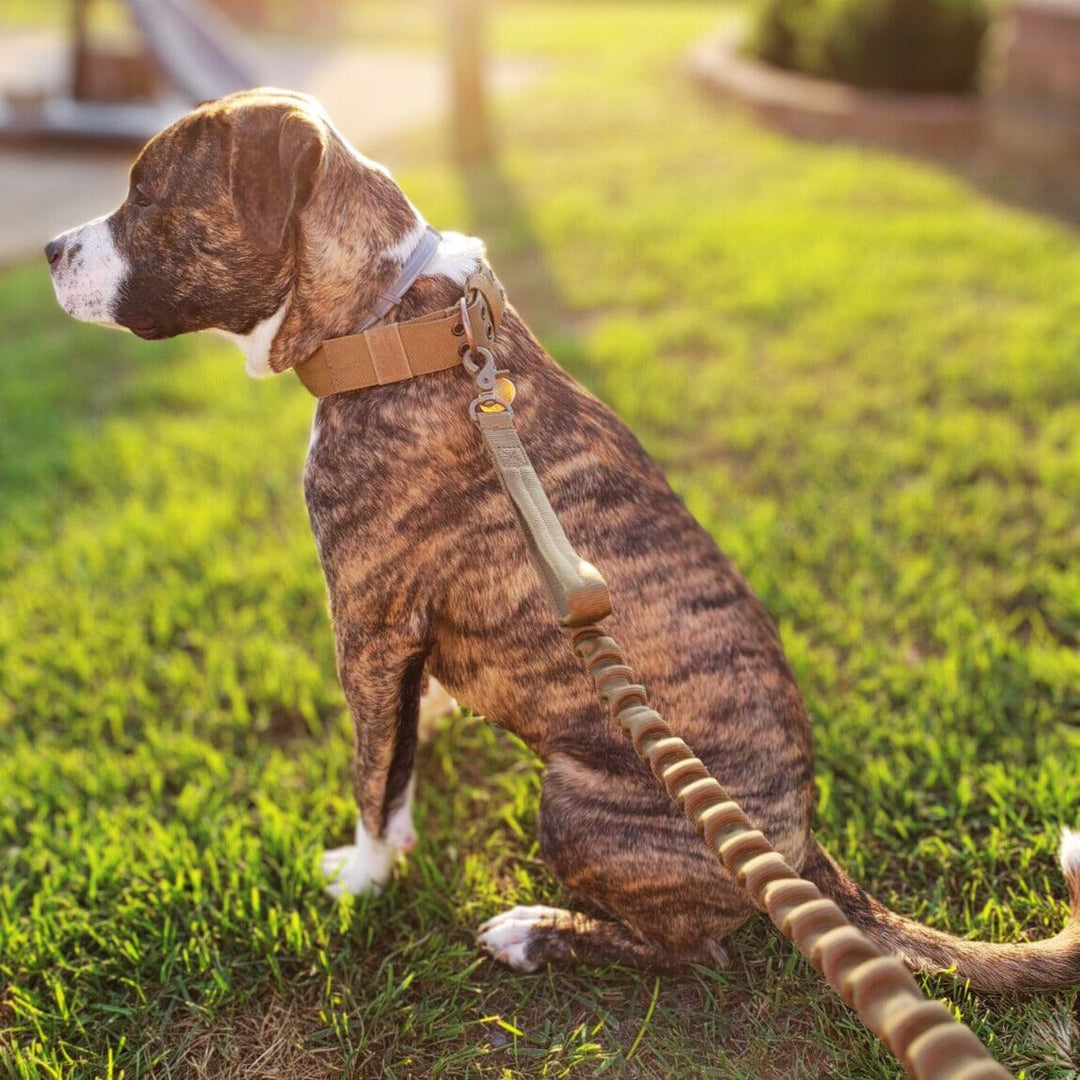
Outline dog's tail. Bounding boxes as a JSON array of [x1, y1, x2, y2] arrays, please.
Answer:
[[799, 827, 1080, 991]]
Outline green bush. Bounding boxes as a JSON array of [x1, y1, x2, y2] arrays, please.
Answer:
[[753, 0, 989, 94]]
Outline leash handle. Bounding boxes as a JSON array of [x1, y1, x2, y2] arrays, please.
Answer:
[[476, 411, 612, 627]]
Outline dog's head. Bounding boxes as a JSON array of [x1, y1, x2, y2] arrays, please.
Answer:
[[46, 88, 429, 375]]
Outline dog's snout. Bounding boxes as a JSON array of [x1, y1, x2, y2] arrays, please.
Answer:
[[46, 216, 125, 325]]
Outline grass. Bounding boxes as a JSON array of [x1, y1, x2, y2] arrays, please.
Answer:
[[3, 2, 1080, 1077]]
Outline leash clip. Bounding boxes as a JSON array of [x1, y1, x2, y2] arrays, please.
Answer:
[[459, 297, 496, 389], [460, 288, 513, 419], [463, 344, 497, 391], [465, 346, 515, 419]]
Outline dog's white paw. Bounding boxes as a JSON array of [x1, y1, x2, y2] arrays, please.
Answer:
[[477, 905, 565, 972], [1060, 826, 1080, 879], [320, 839, 396, 898], [321, 781, 416, 898]]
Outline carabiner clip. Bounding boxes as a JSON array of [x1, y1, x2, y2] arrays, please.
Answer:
[[463, 345, 497, 391]]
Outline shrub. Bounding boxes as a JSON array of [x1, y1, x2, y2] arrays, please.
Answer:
[[752, 0, 990, 94]]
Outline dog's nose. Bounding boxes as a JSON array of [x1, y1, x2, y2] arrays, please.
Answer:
[[45, 238, 64, 266]]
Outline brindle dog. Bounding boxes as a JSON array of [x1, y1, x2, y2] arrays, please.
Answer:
[[47, 89, 1080, 989]]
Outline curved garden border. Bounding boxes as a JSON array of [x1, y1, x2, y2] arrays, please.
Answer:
[[687, 25, 984, 150]]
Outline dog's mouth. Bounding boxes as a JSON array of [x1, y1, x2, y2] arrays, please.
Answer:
[[127, 322, 170, 341]]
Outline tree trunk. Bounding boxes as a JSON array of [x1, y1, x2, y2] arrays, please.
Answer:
[[447, 0, 493, 161]]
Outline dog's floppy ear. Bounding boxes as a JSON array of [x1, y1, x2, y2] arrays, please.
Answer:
[[229, 108, 325, 254]]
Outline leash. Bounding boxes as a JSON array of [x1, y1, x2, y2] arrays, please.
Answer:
[[297, 267, 1014, 1080]]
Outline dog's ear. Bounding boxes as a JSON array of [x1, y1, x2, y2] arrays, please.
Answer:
[[229, 108, 325, 254]]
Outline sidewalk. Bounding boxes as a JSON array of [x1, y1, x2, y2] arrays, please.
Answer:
[[0, 27, 537, 266]]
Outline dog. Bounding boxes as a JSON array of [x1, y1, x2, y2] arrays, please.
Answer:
[[47, 88, 1080, 987]]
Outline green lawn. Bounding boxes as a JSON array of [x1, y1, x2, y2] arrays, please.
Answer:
[[3, 3, 1080, 1077]]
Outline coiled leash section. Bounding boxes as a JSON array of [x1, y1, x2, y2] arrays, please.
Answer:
[[460, 288, 1014, 1080]]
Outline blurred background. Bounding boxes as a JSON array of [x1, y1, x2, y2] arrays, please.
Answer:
[[1, 0, 1079, 262], [2, 3, 1079, 1078], [0, 0, 541, 260]]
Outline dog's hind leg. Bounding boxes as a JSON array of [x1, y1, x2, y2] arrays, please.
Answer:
[[477, 904, 725, 972], [418, 674, 458, 742], [477, 752, 755, 972]]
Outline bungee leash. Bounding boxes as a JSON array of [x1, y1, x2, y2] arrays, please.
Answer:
[[459, 278, 1014, 1080]]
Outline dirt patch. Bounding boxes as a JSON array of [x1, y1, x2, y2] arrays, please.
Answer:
[[149, 985, 344, 1080]]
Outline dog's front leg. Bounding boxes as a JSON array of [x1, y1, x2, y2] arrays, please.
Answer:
[[320, 632, 429, 898]]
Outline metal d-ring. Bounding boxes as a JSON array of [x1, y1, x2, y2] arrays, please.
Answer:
[[458, 295, 478, 353]]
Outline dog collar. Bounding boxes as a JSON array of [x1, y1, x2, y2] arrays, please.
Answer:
[[360, 224, 443, 331], [294, 258, 506, 399]]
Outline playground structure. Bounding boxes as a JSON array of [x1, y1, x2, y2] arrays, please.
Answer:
[[0, 0, 254, 144]]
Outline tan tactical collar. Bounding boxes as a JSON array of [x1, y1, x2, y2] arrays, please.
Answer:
[[294, 265, 506, 398]]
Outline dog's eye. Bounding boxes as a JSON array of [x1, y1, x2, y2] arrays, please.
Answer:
[[131, 185, 154, 208]]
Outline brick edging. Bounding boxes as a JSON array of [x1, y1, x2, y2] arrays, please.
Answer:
[[687, 25, 984, 150]]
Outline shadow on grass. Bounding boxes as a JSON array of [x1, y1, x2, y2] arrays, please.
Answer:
[[858, 134, 1080, 236], [938, 145, 1080, 234], [457, 158, 566, 328], [456, 155, 605, 404], [726, 105, 1080, 235]]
